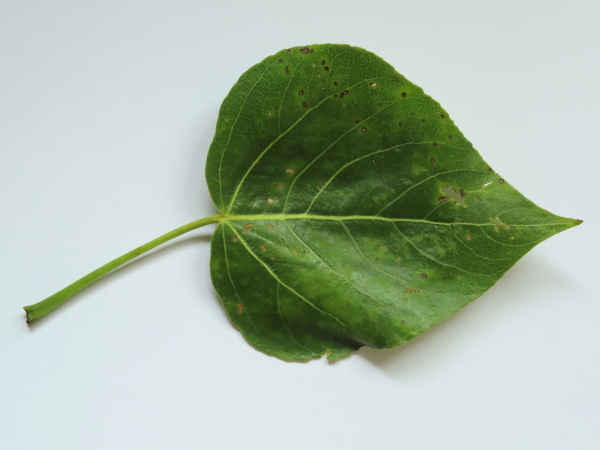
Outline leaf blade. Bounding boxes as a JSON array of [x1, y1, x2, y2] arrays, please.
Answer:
[[206, 44, 580, 361]]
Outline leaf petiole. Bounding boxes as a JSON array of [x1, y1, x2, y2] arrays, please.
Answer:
[[23, 215, 223, 323]]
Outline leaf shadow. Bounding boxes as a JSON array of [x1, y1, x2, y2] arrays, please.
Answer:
[[355, 254, 578, 376], [25, 233, 213, 332]]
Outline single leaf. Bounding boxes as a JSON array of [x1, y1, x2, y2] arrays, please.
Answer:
[[23, 43, 580, 364], [205, 44, 580, 361]]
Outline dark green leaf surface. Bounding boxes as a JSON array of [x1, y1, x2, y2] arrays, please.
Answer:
[[206, 44, 579, 361]]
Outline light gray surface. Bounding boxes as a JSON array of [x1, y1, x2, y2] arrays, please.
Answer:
[[1, 1, 598, 449]]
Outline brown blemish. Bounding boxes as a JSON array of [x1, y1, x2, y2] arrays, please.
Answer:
[[237, 303, 244, 314], [267, 198, 274, 204], [317, 182, 324, 190], [293, 249, 299, 256], [274, 106, 279, 110], [285, 168, 295, 174], [321, 60, 326, 65], [430, 157, 436, 163], [395, 256, 402, 262], [433, 143, 438, 147], [267, 224, 274, 230], [441, 186, 466, 205], [340, 89, 349, 98], [284, 66, 290, 74], [401, 92, 407, 98], [299, 46, 313, 54], [438, 196, 448, 203], [447, 135, 453, 140], [466, 233, 471, 240], [298, 90, 304, 95], [233, 234, 238, 242], [499, 178, 505, 183], [375, 258, 380, 263], [242, 223, 254, 233], [460, 189, 467, 197], [260, 245, 267, 252], [361, 127, 367, 132], [370, 82, 377, 87], [301, 101, 308, 108], [421, 273, 427, 279], [324, 66, 330, 71], [333, 81, 338, 86], [421, 118, 427, 123], [440, 114, 445, 119], [277, 59, 283, 64], [398, 121, 404, 127], [401, 320, 406, 324]]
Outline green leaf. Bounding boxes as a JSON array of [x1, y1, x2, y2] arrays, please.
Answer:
[[22, 43, 580, 363], [206, 44, 580, 361]]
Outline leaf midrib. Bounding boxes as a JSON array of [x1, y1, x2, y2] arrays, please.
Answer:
[[219, 213, 572, 228]]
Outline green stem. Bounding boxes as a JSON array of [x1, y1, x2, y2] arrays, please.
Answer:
[[23, 215, 223, 323]]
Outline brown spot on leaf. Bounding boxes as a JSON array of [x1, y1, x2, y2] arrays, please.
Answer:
[[260, 245, 267, 252], [398, 121, 404, 127], [237, 303, 244, 314], [401, 92, 407, 98], [284, 66, 290, 74], [324, 66, 330, 71], [232, 235, 238, 242], [285, 168, 295, 174], [267, 198, 274, 204], [242, 223, 254, 233], [277, 59, 283, 64], [298, 90, 304, 95], [421, 273, 427, 279], [370, 82, 377, 87], [302, 101, 308, 108], [466, 233, 472, 240], [361, 127, 367, 132], [439, 196, 448, 203], [299, 46, 313, 54]]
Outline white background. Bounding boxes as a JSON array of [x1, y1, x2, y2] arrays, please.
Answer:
[[1, 1, 598, 449]]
